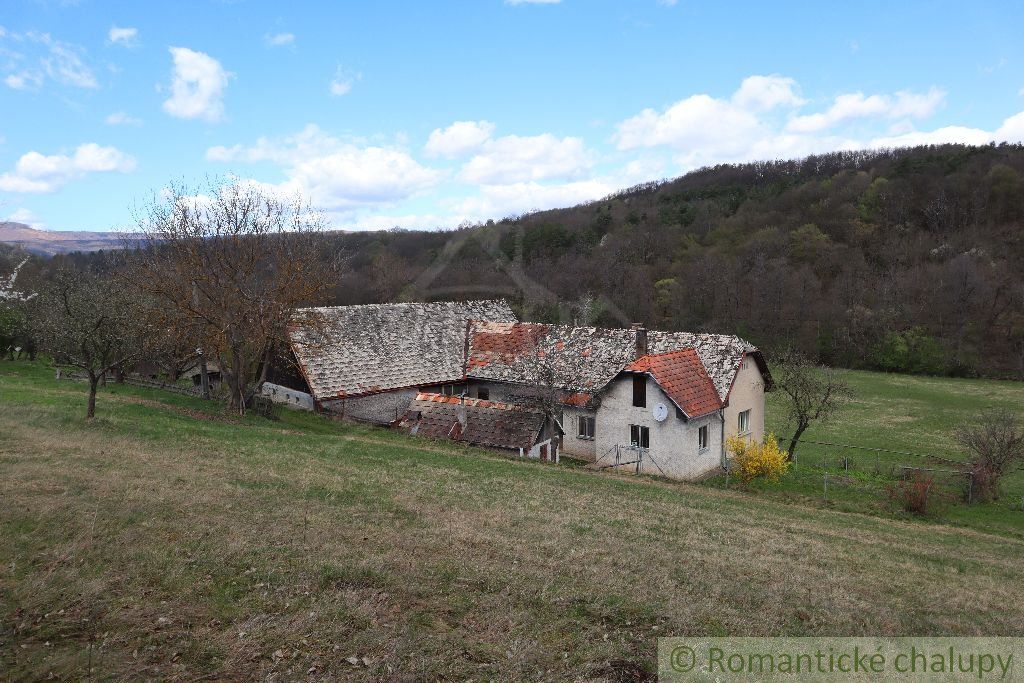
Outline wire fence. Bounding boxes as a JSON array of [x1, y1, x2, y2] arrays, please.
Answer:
[[724, 436, 980, 506], [57, 370, 207, 398]]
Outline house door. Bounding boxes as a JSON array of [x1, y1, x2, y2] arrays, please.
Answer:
[[540, 444, 548, 461]]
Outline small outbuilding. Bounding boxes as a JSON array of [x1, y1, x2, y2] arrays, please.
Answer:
[[400, 392, 561, 460]]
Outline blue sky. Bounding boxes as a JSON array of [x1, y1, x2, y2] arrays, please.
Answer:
[[1, 1, 1023, 232]]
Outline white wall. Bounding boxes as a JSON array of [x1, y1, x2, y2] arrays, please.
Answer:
[[561, 406, 598, 460], [593, 374, 723, 481], [723, 355, 766, 445], [261, 382, 314, 411]]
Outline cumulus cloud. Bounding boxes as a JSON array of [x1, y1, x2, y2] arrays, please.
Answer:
[[264, 32, 295, 47], [107, 26, 138, 47], [615, 93, 765, 158], [0, 143, 136, 193], [425, 120, 495, 158], [459, 133, 593, 184], [206, 124, 441, 212], [787, 87, 945, 133], [732, 75, 806, 110], [105, 111, 142, 126], [614, 77, 960, 169], [4, 207, 43, 228], [329, 66, 360, 97], [162, 47, 230, 122], [869, 112, 1024, 149], [2, 30, 98, 90], [448, 179, 610, 219]]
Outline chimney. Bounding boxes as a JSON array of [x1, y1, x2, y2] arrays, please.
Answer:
[[632, 323, 648, 359]]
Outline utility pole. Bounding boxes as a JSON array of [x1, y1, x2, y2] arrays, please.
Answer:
[[192, 281, 210, 400]]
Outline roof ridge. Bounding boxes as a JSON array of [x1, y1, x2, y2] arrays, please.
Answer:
[[301, 298, 511, 313]]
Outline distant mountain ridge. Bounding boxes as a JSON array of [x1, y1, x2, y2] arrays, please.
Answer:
[[0, 222, 128, 255]]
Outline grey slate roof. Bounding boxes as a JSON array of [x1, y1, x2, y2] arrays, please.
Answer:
[[465, 321, 760, 401], [289, 300, 517, 400], [401, 392, 546, 451]]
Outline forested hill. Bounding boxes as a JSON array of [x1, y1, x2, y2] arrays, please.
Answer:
[[39, 143, 1024, 378]]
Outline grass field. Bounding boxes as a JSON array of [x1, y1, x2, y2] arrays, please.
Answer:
[[705, 370, 1024, 538], [2, 361, 1024, 680]]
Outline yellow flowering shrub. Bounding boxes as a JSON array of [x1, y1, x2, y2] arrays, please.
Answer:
[[726, 433, 789, 484]]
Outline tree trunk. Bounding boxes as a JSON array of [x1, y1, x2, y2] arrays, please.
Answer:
[[87, 373, 99, 419], [787, 423, 808, 461]]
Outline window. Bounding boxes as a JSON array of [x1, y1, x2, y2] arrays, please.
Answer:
[[632, 376, 647, 407], [630, 424, 650, 448], [577, 415, 595, 439], [477, 387, 490, 401], [442, 383, 466, 397], [738, 409, 750, 434], [698, 424, 709, 451]]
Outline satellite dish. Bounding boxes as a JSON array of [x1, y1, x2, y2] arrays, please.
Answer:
[[652, 402, 668, 422]]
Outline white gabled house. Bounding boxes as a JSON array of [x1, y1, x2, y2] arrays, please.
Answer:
[[284, 299, 771, 481]]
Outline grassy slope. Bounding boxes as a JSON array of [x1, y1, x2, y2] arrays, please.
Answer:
[[2, 362, 1024, 680], [746, 370, 1024, 536]]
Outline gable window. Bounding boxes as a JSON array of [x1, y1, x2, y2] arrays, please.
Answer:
[[698, 425, 709, 451], [738, 409, 750, 434], [477, 387, 490, 401], [630, 424, 650, 449], [632, 376, 647, 408], [577, 415, 595, 439]]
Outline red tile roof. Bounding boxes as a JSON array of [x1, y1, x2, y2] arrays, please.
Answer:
[[403, 392, 547, 450], [625, 349, 723, 418]]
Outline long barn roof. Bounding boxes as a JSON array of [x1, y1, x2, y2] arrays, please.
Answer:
[[289, 300, 516, 400]]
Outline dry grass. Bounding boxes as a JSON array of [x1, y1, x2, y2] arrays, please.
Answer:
[[2, 363, 1024, 680]]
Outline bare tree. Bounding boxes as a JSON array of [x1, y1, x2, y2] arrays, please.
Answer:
[[36, 269, 143, 419], [773, 348, 853, 459], [955, 409, 1024, 502], [131, 178, 333, 415]]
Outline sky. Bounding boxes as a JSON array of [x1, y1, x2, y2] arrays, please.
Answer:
[[1, 1, 1023, 233]]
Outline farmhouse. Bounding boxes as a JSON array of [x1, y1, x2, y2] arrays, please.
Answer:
[[287, 300, 517, 423], [285, 299, 770, 480]]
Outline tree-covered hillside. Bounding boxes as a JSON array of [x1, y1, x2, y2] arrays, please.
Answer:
[[15, 143, 1024, 378], [326, 143, 1024, 378]]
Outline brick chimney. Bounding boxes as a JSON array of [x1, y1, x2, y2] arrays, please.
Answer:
[[631, 323, 648, 359]]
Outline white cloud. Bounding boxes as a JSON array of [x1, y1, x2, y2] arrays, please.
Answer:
[[787, 87, 945, 133], [4, 73, 41, 90], [615, 93, 765, 157], [264, 32, 294, 47], [867, 110, 1024, 148], [107, 26, 138, 47], [0, 143, 136, 193], [4, 207, 43, 228], [732, 75, 805, 110], [425, 120, 495, 158], [329, 66, 360, 97], [449, 179, 609, 219], [206, 124, 441, 212], [162, 47, 230, 122], [105, 111, 142, 126], [613, 77, 963, 170], [2, 31, 98, 90], [459, 133, 593, 184]]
